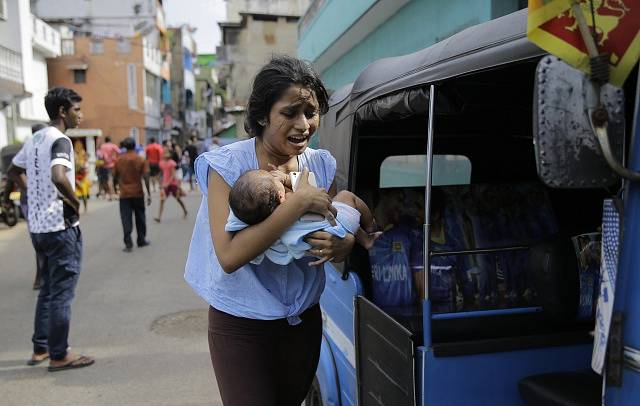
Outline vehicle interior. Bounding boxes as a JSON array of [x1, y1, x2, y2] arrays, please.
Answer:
[[347, 58, 638, 356]]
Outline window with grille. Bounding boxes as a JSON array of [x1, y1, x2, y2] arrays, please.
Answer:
[[62, 39, 75, 55]]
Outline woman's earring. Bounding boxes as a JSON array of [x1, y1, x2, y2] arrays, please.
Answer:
[[258, 120, 266, 126]]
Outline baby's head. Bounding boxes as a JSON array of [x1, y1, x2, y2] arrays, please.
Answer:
[[229, 169, 286, 225]]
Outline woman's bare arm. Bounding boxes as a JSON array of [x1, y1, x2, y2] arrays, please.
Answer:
[[208, 168, 335, 273]]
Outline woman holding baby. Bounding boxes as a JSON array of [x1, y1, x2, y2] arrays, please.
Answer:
[[184, 56, 355, 405]]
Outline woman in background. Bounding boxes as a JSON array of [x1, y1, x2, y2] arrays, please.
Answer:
[[74, 139, 90, 212]]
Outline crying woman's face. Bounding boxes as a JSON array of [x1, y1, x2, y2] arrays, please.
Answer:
[[261, 85, 320, 158]]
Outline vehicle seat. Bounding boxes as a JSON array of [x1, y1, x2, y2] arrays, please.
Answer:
[[518, 371, 602, 406], [527, 238, 579, 322]]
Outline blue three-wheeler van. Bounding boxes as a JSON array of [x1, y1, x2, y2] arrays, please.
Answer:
[[305, 9, 640, 406]]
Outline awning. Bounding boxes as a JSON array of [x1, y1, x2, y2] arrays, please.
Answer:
[[67, 128, 102, 137], [66, 63, 88, 70]]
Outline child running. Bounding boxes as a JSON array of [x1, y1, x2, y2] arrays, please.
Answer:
[[226, 168, 380, 265], [154, 151, 188, 222]]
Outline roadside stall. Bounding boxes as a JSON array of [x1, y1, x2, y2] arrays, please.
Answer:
[[66, 128, 102, 190]]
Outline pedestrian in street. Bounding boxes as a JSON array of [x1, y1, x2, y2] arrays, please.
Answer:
[[2, 123, 47, 290], [184, 56, 355, 406], [95, 148, 107, 199], [165, 140, 182, 182], [114, 137, 152, 252], [154, 151, 188, 222], [7, 86, 95, 372], [180, 148, 191, 186], [74, 139, 90, 213], [28, 123, 47, 289], [170, 140, 181, 167], [98, 136, 120, 200], [145, 137, 163, 192], [184, 136, 199, 192]]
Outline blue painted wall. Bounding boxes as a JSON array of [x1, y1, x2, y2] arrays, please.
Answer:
[[298, 0, 378, 63], [299, 0, 523, 91]]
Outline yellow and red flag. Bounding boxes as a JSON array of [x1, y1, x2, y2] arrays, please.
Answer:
[[527, 0, 640, 86]]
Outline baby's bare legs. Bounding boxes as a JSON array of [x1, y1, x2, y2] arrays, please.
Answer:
[[333, 190, 381, 249]]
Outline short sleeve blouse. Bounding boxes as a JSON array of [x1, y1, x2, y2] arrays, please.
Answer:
[[184, 138, 337, 324]]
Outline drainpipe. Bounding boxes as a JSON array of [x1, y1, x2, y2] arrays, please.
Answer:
[[10, 101, 18, 144]]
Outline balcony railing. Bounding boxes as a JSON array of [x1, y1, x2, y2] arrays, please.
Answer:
[[143, 43, 163, 77], [0, 45, 23, 84], [31, 15, 61, 58]]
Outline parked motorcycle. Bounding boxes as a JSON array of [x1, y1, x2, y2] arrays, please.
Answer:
[[1, 144, 24, 227], [0, 177, 19, 227]]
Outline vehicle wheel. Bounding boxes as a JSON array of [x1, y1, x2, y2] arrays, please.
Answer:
[[4, 206, 18, 227], [304, 377, 323, 406]]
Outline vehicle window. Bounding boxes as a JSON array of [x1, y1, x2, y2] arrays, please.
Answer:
[[379, 155, 471, 188]]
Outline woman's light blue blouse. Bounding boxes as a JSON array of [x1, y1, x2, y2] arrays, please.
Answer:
[[184, 138, 337, 325]]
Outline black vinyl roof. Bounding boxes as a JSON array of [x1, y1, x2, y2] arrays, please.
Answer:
[[320, 9, 546, 191], [328, 8, 545, 111]]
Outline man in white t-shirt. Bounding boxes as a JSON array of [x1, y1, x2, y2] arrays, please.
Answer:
[[7, 87, 94, 372]]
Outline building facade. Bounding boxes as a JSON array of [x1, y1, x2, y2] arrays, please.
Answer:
[[31, 0, 166, 38], [33, 0, 171, 144], [298, 0, 528, 92], [168, 25, 197, 144], [0, 0, 60, 148], [217, 0, 311, 137], [46, 36, 148, 143], [195, 54, 221, 140], [225, 0, 311, 22]]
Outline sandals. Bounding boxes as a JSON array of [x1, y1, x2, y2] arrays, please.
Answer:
[[47, 355, 95, 372], [27, 352, 49, 366]]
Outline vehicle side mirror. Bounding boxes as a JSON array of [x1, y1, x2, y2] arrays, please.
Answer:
[[533, 56, 625, 188]]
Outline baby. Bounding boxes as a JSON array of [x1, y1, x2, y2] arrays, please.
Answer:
[[226, 169, 380, 265]]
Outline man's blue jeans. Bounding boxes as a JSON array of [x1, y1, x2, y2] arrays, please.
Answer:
[[30, 226, 83, 361]]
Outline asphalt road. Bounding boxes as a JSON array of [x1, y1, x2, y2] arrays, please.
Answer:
[[0, 190, 222, 406]]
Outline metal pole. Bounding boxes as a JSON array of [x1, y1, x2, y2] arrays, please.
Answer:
[[423, 85, 435, 301], [571, 0, 599, 58], [10, 101, 18, 144]]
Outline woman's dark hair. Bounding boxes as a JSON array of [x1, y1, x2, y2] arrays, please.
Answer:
[[44, 87, 82, 120], [245, 55, 329, 137]]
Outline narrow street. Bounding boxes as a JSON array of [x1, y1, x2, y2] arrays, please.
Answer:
[[0, 191, 222, 406]]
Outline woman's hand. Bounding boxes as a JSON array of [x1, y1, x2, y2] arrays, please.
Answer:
[[305, 231, 356, 266], [290, 168, 337, 225]]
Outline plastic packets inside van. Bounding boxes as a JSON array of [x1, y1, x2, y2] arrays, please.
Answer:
[[572, 232, 602, 320]]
